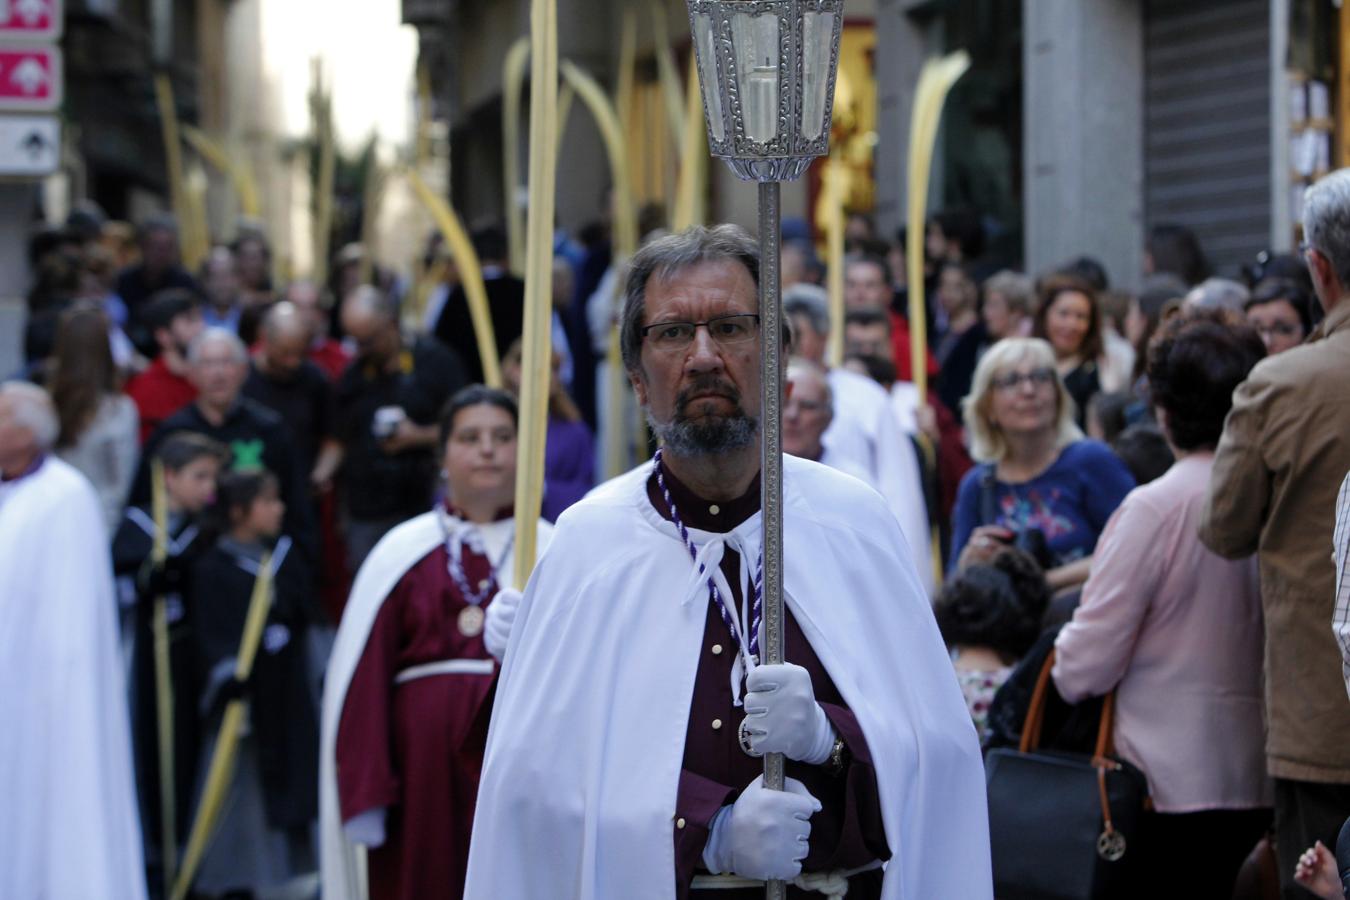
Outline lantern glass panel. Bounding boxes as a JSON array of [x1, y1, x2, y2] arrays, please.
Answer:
[[693, 12, 726, 144], [800, 10, 834, 141], [730, 10, 780, 143]]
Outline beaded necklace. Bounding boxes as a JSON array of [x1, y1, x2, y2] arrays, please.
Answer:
[[435, 504, 512, 608]]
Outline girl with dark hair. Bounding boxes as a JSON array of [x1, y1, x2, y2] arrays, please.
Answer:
[[187, 467, 319, 898], [1053, 311, 1271, 896], [322, 384, 555, 900], [1245, 277, 1316, 356], [1032, 273, 1103, 427], [50, 301, 140, 531], [935, 548, 1049, 745]]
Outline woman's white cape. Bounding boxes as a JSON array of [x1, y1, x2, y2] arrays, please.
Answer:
[[319, 512, 550, 900], [464, 456, 991, 899]]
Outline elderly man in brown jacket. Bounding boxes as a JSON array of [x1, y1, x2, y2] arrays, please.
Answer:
[[1202, 168, 1350, 898]]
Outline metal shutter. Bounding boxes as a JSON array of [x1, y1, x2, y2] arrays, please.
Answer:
[[1145, 0, 1271, 277]]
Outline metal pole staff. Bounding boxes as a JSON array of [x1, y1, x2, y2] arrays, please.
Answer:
[[757, 182, 786, 825], [758, 181, 787, 900], [685, 4, 844, 897]]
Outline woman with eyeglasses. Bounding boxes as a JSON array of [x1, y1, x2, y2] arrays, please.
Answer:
[[949, 338, 1135, 592], [1244, 277, 1316, 356]]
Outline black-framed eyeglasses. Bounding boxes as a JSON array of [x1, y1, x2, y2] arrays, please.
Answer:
[[992, 367, 1056, 392], [640, 313, 761, 351], [1252, 321, 1303, 338]]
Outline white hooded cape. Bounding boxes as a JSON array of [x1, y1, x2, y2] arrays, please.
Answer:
[[464, 456, 991, 899], [0, 458, 147, 900], [825, 367, 935, 596], [319, 511, 552, 900]]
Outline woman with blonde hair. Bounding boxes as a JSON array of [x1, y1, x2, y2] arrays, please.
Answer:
[[949, 337, 1134, 591]]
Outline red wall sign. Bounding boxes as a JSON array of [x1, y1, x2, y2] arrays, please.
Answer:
[[0, 0, 62, 41], [0, 45, 60, 110]]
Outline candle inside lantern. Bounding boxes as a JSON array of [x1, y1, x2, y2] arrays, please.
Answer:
[[745, 57, 778, 143], [730, 10, 780, 145]]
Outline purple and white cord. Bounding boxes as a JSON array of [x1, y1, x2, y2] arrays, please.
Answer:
[[654, 448, 764, 664], [436, 505, 511, 608]]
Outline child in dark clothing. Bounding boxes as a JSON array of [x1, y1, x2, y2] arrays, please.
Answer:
[[187, 468, 319, 898], [109, 430, 227, 883]]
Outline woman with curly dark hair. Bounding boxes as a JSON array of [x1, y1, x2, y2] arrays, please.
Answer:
[[1053, 310, 1270, 896]]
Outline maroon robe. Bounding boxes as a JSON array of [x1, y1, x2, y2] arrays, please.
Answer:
[[648, 467, 892, 899], [335, 532, 499, 900]]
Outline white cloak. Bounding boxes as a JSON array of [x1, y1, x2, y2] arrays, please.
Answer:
[[319, 511, 552, 900], [825, 367, 935, 596], [464, 456, 991, 900], [0, 458, 147, 900]]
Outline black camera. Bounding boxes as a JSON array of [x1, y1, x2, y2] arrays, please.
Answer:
[[1010, 527, 1055, 571]]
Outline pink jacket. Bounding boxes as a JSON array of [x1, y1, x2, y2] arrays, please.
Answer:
[[1054, 454, 1270, 812]]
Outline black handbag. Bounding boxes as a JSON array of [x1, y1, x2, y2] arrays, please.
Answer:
[[985, 649, 1149, 900]]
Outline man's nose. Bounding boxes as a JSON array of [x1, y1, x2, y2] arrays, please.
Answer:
[[685, 326, 725, 371]]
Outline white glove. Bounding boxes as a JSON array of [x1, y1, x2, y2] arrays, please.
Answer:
[[702, 775, 821, 881], [483, 587, 522, 660], [343, 807, 387, 848], [741, 663, 836, 764]]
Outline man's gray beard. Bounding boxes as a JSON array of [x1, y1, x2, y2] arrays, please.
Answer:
[[647, 409, 760, 457]]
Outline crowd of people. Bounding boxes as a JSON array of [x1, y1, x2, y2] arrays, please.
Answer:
[[5, 167, 1350, 899]]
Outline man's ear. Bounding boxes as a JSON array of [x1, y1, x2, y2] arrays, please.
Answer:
[[628, 368, 648, 407], [1309, 248, 1339, 300]]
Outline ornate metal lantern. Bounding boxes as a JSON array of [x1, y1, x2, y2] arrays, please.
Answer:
[[686, 0, 844, 182]]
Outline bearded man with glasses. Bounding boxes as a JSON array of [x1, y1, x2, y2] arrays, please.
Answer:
[[463, 224, 990, 900]]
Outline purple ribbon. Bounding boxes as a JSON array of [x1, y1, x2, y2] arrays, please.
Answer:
[[654, 448, 764, 663]]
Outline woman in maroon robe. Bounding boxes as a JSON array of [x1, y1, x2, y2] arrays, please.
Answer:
[[323, 385, 552, 900]]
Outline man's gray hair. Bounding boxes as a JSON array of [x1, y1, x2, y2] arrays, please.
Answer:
[[1184, 277, 1250, 314], [0, 381, 59, 451], [620, 224, 760, 373], [261, 302, 308, 342], [187, 327, 249, 366], [1304, 168, 1350, 289], [342, 283, 399, 324], [783, 283, 830, 339], [983, 270, 1036, 316]]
